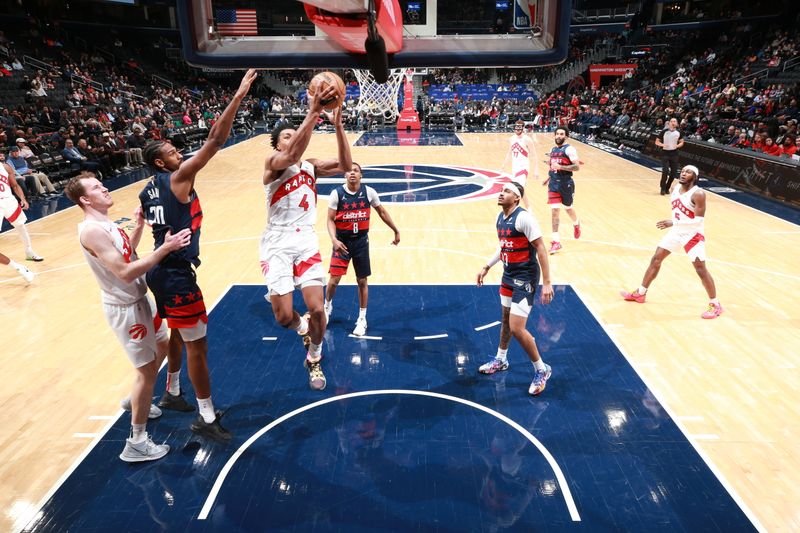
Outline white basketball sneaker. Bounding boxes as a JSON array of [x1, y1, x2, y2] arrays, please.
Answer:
[[353, 317, 367, 336], [119, 435, 169, 463]]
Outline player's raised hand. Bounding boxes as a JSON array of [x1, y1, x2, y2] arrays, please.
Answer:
[[236, 69, 258, 98], [162, 228, 193, 252], [310, 85, 337, 114], [322, 105, 343, 127], [133, 205, 144, 225]]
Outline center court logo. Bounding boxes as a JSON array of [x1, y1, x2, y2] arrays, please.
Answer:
[[316, 165, 512, 204]]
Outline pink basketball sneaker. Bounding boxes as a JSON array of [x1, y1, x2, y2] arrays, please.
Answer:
[[701, 303, 724, 319]]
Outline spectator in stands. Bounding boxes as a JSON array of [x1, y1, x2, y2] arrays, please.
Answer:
[[0, 151, 35, 199], [762, 137, 782, 157], [732, 132, 751, 149], [15, 138, 36, 159], [77, 138, 112, 178], [62, 138, 102, 175], [781, 135, 797, 158], [125, 131, 145, 166], [7, 145, 56, 197], [101, 132, 127, 172]]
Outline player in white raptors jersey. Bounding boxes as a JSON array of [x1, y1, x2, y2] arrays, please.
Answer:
[[261, 83, 352, 391], [0, 156, 43, 262], [65, 172, 192, 462], [502, 120, 538, 208], [621, 165, 723, 319]]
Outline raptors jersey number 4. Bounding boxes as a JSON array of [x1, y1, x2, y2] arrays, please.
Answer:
[[265, 161, 318, 229]]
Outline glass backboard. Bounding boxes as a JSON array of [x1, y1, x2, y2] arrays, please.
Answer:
[[176, 0, 570, 70]]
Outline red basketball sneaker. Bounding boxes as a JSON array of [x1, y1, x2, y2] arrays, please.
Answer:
[[620, 290, 646, 303], [549, 241, 562, 255], [573, 223, 581, 239]]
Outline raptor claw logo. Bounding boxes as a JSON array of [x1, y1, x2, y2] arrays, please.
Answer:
[[129, 323, 147, 340]]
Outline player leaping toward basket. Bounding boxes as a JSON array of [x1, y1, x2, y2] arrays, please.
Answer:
[[260, 82, 352, 391]]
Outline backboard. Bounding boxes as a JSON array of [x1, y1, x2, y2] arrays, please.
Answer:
[[176, 0, 571, 70]]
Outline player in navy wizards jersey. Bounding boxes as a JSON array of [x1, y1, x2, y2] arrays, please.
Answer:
[[476, 181, 554, 396], [324, 161, 400, 336], [139, 69, 257, 442], [542, 127, 581, 254]]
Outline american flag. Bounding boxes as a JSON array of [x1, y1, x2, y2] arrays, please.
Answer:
[[215, 8, 258, 36]]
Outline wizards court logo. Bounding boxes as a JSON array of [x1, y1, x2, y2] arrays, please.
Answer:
[[316, 165, 512, 204]]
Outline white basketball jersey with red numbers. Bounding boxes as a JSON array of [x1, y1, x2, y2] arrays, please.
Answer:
[[265, 161, 317, 229], [78, 220, 146, 305], [509, 134, 532, 164], [670, 185, 704, 233], [0, 163, 14, 201]]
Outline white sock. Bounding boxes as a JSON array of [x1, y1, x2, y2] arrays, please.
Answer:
[[308, 341, 322, 360], [552, 232, 560, 242], [532, 359, 546, 372], [710, 298, 719, 305], [324, 300, 332, 310], [573, 219, 580, 226], [130, 423, 147, 444], [197, 396, 216, 423], [8, 259, 25, 273], [167, 371, 181, 396], [294, 313, 308, 334], [17, 224, 33, 251], [496, 348, 508, 361], [358, 308, 367, 320], [638, 285, 648, 295]]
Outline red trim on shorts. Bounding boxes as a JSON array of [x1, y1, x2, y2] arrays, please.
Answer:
[[329, 256, 349, 276], [499, 285, 513, 297], [294, 252, 322, 277], [547, 191, 562, 204], [513, 169, 528, 180], [153, 314, 163, 333], [7, 203, 22, 223], [684, 233, 705, 253], [166, 314, 209, 328]]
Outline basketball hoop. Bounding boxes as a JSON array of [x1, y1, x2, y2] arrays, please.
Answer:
[[352, 68, 410, 121]]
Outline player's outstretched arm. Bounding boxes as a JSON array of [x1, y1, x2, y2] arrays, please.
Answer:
[[309, 106, 352, 177], [266, 85, 338, 172], [374, 205, 400, 245], [173, 69, 258, 191], [81, 225, 192, 284]]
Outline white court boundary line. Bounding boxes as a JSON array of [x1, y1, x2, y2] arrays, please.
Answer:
[[474, 321, 501, 331], [570, 286, 766, 532], [197, 389, 581, 522], [19, 284, 235, 533]]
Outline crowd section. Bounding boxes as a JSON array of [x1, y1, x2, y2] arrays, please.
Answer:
[[2, 14, 799, 207]]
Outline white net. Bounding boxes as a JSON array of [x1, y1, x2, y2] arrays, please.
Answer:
[[352, 68, 411, 121]]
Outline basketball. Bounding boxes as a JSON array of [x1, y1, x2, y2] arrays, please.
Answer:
[[307, 71, 345, 110]]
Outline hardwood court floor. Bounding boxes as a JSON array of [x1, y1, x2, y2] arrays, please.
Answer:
[[0, 133, 797, 531]]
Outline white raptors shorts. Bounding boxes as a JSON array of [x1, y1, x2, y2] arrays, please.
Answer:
[[511, 164, 530, 187], [658, 228, 707, 262], [104, 295, 168, 368], [0, 195, 26, 225], [260, 226, 325, 297]]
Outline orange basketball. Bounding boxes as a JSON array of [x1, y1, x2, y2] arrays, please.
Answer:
[[307, 71, 345, 110]]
